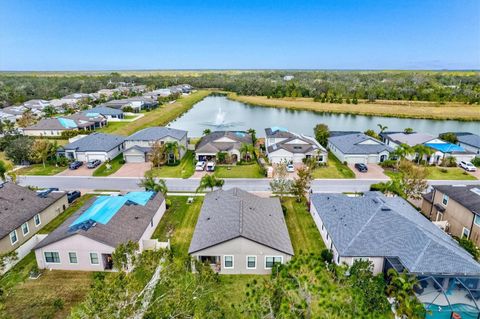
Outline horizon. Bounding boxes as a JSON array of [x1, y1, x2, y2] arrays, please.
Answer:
[[1, 0, 479, 71]]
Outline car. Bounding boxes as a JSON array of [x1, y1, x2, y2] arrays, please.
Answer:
[[286, 164, 295, 173], [195, 161, 206, 171], [67, 190, 81, 203], [87, 159, 101, 169], [460, 161, 477, 172], [69, 161, 83, 170], [354, 163, 368, 172], [206, 162, 216, 172]]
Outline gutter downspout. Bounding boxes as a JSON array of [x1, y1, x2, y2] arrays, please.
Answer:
[[428, 188, 436, 220]]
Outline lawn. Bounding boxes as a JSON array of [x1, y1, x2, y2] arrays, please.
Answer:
[[385, 166, 477, 180], [16, 164, 67, 176], [214, 162, 265, 178], [92, 154, 124, 176], [149, 151, 195, 179], [99, 90, 211, 136], [312, 152, 355, 179]]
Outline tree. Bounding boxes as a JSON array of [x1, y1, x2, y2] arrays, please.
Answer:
[[398, 160, 428, 199], [17, 110, 36, 128], [269, 161, 292, 200], [197, 175, 224, 192], [0, 160, 6, 181], [386, 269, 425, 319], [216, 151, 227, 164], [403, 127, 414, 134], [313, 123, 330, 147], [30, 139, 57, 167], [377, 123, 388, 134], [239, 143, 254, 162], [413, 144, 434, 165], [138, 172, 168, 194], [364, 129, 380, 140], [150, 141, 166, 168], [390, 143, 414, 170], [111, 241, 139, 271], [5, 135, 33, 164], [291, 166, 312, 202], [247, 128, 257, 146], [164, 141, 185, 164], [439, 132, 458, 144], [0, 120, 15, 135], [202, 129, 211, 136], [43, 105, 57, 118]]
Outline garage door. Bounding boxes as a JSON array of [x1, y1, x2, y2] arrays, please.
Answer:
[[86, 153, 108, 162], [125, 154, 145, 163], [367, 155, 379, 164], [345, 156, 367, 164]]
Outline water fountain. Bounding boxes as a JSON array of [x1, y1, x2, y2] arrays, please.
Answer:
[[214, 106, 226, 126]]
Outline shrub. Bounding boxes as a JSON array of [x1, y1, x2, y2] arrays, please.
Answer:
[[53, 298, 64, 311], [458, 237, 480, 260], [320, 249, 333, 263], [440, 156, 457, 167], [440, 168, 448, 173], [165, 198, 172, 208], [380, 159, 396, 168], [119, 159, 126, 165], [472, 157, 480, 167]]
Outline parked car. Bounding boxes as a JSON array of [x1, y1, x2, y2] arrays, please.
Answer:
[[87, 159, 101, 169], [69, 161, 83, 170], [354, 163, 368, 172], [460, 161, 477, 172], [195, 161, 206, 171], [286, 164, 295, 173], [67, 190, 81, 203], [206, 162, 216, 172]]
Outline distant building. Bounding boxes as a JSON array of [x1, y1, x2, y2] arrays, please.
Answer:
[[327, 132, 393, 164], [22, 114, 106, 137], [57, 132, 125, 162], [82, 106, 124, 119], [455, 132, 480, 156], [283, 75, 294, 81]]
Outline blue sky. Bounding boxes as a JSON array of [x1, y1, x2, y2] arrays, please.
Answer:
[[0, 0, 479, 70]]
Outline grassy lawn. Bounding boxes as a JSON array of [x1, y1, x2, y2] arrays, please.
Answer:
[[228, 92, 480, 121], [92, 154, 124, 176], [152, 196, 203, 256], [0, 151, 13, 167], [214, 162, 265, 178], [149, 151, 195, 179], [99, 90, 211, 136], [385, 166, 477, 180], [16, 164, 67, 176], [283, 198, 325, 254], [312, 152, 355, 179]]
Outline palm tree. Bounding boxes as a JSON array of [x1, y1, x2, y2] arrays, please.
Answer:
[[164, 141, 185, 164], [377, 123, 388, 134], [196, 175, 224, 192], [239, 143, 253, 162], [203, 129, 211, 136], [413, 144, 434, 165], [138, 173, 168, 195], [247, 128, 257, 146], [386, 269, 425, 318]]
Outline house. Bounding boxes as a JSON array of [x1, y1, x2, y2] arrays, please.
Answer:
[[82, 106, 124, 120], [455, 132, 480, 156], [61, 93, 96, 105], [103, 97, 157, 112], [381, 132, 437, 149], [123, 126, 188, 163], [22, 99, 51, 111], [327, 132, 393, 164], [96, 88, 121, 99], [22, 114, 106, 137], [310, 192, 480, 316], [34, 191, 166, 271], [2, 106, 29, 120], [0, 111, 17, 123], [144, 89, 172, 99], [421, 185, 480, 245], [424, 140, 476, 165], [195, 131, 253, 162], [57, 133, 125, 162], [188, 188, 294, 274], [0, 182, 68, 255], [283, 75, 294, 81], [265, 127, 327, 164]]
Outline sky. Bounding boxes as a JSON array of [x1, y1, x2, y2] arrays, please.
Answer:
[[0, 0, 479, 71]]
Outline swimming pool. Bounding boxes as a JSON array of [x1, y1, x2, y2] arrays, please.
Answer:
[[425, 303, 479, 319]]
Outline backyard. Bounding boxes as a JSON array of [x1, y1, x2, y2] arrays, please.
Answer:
[[149, 151, 196, 179], [312, 152, 356, 179]]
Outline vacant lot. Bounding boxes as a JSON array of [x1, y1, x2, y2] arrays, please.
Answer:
[[214, 162, 265, 178], [149, 151, 196, 179], [16, 164, 67, 176], [228, 93, 480, 121]]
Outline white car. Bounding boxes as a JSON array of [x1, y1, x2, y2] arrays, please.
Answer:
[[206, 162, 216, 172], [286, 164, 295, 173], [195, 161, 206, 171], [460, 161, 477, 172]]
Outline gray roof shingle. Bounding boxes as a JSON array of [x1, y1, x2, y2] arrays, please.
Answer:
[[456, 132, 480, 149], [196, 131, 252, 154], [189, 188, 294, 255], [311, 192, 480, 275], [126, 126, 187, 141], [328, 133, 394, 154], [432, 185, 480, 214], [60, 133, 125, 152], [82, 106, 123, 116]]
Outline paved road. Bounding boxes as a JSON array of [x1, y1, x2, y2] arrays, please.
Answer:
[[18, 175, 480, 193]]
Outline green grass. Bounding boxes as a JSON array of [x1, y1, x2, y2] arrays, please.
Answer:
[[385, 166, 477, 180], [312, 152, 355, 179], [38, 194, 94, 234], [0, 152, 13, 168], [124, 115, 138, 120], [214, 162, 264, 178], [16, 164, 67, 176], [283, 198, 325, 254], [152, 196, 203, 256], [149, 151, 195, 179], [92, 154, 124, 176], [97, 121, 129, 134]]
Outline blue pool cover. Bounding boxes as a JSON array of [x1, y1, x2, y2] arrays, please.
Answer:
[[85, 112, 100, 117], [58, 117, 78, 129], [425, 143, 465, 153], [70, 191, 154, 227], [271, 126, 288, 133]]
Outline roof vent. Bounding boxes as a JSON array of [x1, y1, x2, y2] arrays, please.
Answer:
[[134, 216, 139, 220], [381, 207, 391, 212]]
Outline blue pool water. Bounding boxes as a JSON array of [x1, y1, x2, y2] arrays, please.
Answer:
[[425, 303, 479, 319]]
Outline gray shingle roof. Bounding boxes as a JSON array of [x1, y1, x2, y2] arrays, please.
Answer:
[[383, 132, 436, 147], [0, 183, 65, 239], [35, 192, 165, 249], [126, 126, 187, 141], [61, 133, 125, 152], [311, 192, 480, 275], [189, 188, 294, 255], [196, 131, 252, 154], [432, 185, 480, 214], [267, 133, 326, 154], [328, 133, 394, 154], [456, 132, 480, 149], [83, 106, 123, 116]]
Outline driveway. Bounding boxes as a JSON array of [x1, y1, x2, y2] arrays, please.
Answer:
[[56, 165, 94, 176], [348, 163, 389, 180], [111, 162, 151, 177], [466, 169, 480, 180], [192, 170, 208, 178]]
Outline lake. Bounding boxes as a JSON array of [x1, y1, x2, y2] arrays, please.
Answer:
[[167, 96, 480, 137]]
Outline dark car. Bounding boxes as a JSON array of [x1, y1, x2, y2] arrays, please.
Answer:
[[69, 161, 83, 170], [67, 190, 81, 203], [87, 159, 101, 169], [354, 163, 368, 172]]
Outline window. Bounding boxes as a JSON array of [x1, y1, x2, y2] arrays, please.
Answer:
[[21, 222, 29, 236], [69, 252, 78, 264], [224, 256, 233, 269], [247, 256, 256, 269], [34, 214, 41, 226], [44, 252, 60, 263], [265, 256, 283, 268], [90, 253, 99, 265], [475, 214, 480, 227], [462, 227, 471, 239], [9, 230, 18, 245], [442, 194, 449, 206]]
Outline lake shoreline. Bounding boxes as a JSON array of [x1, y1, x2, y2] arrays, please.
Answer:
[[226, 92, 480, 121]]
